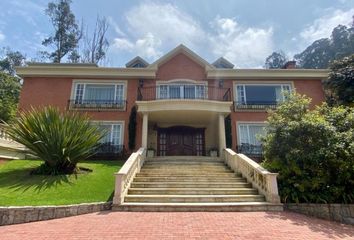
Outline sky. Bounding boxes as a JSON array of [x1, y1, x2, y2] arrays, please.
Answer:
[[0, 0, 353, 68]]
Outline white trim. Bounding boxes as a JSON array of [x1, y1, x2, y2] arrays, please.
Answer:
[[236, 121, 267, 145], [156, 79, 208, 85], [92, 121, 125, 146], [233, 82, 293, 103], [71, 80, 127, 102]]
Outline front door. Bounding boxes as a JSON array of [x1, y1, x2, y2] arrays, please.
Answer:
[[157, 126, 205, 156]]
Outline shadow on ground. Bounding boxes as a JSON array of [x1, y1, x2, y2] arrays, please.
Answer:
[[265, 211, 354, 239]]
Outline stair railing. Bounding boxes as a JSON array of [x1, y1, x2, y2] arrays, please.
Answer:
[[113, 147, 146, 205], [224, 148, 280, 203]]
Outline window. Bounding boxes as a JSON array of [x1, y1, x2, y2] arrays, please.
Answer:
[[237, 123, 266, 156], [71, 82, 126, 110], [238, 123, 266, 146], [98, 123, 123, 146], [235, 84, 292, 108], [157, 84, 206, 99]]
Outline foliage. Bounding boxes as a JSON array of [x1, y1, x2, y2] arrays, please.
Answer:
[[0, 72, 21, 123], [6, 107, 104, 174], [128, 106, 137, 150], [262, 93, 354, 204], [42, 0, 82, 63], [225, 114, 232, 148], [0, 160, 122, 206], [264, 51, 288, 69], [295, 24, 354, 69], [0, 47, 26, 75], [324, 54, 354, 106]]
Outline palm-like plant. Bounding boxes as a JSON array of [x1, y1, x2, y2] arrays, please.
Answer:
[[6, 107, 104, 174]]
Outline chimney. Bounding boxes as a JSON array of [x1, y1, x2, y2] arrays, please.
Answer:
[[282, 60, 296, 69]]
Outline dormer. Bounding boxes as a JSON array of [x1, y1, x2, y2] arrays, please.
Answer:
[[212, 57, 234, 69], [125, 56, 149, 68]]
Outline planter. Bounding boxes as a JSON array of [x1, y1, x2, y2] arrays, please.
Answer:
[[147, 150, 155, 157], [210, 150, 218, 157]]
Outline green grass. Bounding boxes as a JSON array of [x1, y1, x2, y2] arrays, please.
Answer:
[[0, 160, 123, 206]]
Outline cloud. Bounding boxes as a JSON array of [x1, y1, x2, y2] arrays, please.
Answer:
[[300, 8, 354, 44], [112, 2, 205, 60], [209, 17, 274, 68], [111, 2, 274, 67], [0, 31, 5, 42]]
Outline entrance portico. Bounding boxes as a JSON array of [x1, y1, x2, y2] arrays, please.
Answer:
[[137, 99, 232, 157]]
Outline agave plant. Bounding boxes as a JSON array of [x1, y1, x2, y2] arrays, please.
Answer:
[[6, 107, 105, 174]]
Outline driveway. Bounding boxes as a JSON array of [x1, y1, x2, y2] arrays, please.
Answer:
[[0, 211, 353, 239]]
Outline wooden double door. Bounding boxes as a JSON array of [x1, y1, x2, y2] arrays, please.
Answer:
[[157, 126, 205, 156]]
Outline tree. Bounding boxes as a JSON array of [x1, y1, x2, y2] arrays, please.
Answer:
[[6, 107, 104, 174], [80, 16, 109, 64], [0, 48, 26, 75], [262, 93, 354, 203], [264, 51, 288, 69], [0, 72, 21, 122], [324, 54, 354, 106], [42, 0, 82, 63], [295, 24, 354, 69]]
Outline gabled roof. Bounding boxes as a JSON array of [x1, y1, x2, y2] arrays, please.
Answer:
[[148, 44, 215, 70], [212, 57, 234, 69], [125, 56, 149, 68]]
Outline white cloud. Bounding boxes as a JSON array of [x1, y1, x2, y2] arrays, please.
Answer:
[[0, 31, 5, 42], [300, 8, 354, 44], [111, 2, 274, 67], [112, 2, 205, 60], [209, 17, 274, 68]]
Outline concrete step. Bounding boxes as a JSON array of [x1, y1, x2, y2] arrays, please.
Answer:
[[133, 177, 247, 182], [136, 173, 241, 177], [142, 166, 230, 170], [144, 162, 226, 166], [147, 156, 221, 162], [113, 202, 284, 212], [128, 188, 258, 195], [125, 194, 265, 203], [139, 170, 234, 174], [130, 182, 252, 188]]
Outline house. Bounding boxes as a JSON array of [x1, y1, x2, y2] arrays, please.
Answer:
[[16, 44, 327, 159], [15, 44, 329, 210]]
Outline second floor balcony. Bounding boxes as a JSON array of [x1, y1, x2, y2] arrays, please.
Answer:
[[137, 85, 231, 102], [68, 99, 127, 111]]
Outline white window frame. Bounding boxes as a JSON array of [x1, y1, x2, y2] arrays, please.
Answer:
[[234, 83, 293, 104], [93, 121, 124, 146], [237, 122, 267, 146], [156, 79, 207, 100], [71, 80, 127, 103]]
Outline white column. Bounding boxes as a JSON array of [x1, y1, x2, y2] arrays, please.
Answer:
[[218, 114, 226, 157], [142, 113, 148, 148]]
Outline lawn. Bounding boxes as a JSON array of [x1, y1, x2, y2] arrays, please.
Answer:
[[0, 160, 123, 206]]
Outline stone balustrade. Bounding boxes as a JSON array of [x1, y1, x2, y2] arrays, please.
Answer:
[[113, 147, 146, 205], [224, 148, 280, 203]]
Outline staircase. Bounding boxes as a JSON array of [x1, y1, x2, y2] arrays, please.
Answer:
[[113, 156, 283, 212]]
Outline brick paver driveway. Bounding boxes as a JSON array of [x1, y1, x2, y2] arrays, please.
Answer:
[[0, 211, 353, 239]]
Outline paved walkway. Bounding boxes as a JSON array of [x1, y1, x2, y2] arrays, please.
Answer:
[[0, 211, 353, 239]]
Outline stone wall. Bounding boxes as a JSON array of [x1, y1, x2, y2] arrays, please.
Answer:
[[285, 203, 354, 225], [0, 202, 112, 226]]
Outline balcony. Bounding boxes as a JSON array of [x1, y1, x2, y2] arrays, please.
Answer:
[[234, 101, 278, 111], [90, 143, 126, 159], [68, 99, 127, 111], [137, 86, 231, 102], [236, 144, 263, 158]]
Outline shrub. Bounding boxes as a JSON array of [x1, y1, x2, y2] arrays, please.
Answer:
[[6, 107, 104, 174], [262, 93, 354, 203]]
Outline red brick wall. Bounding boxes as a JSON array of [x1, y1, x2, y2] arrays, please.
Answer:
[[19, 77, 141, 152], [156, 53, 206, 81]]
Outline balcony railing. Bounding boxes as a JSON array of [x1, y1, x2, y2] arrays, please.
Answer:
[[234, 101, 278, 110], [236, 144, 263, 158], [137, 86, 231, 102], [91, 143, 126, 159], [68, 99, 127, 111]]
